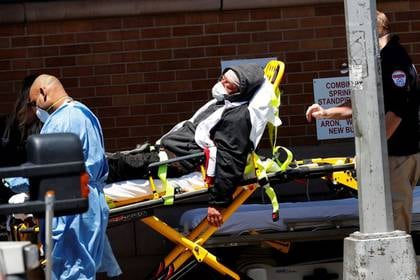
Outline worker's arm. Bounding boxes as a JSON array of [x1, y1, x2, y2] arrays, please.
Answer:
[[385, 111, 402, 139], [306, 102, 352, 122]]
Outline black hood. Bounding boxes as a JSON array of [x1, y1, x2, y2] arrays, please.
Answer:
[[223, 64, 265, 103]]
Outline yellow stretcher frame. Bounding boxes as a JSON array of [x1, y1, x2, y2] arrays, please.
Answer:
[[122, 156, 356, 280], [144, 185, 256, 280]]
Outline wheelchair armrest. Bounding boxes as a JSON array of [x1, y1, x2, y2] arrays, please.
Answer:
[[147, 152, 205, 170]]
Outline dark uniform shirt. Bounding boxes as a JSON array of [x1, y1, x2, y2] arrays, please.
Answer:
[[381, 35, 419, 156]]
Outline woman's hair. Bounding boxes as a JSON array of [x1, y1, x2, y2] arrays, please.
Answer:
[[377, 10, 391, 38], [2, 73, 41, 146]]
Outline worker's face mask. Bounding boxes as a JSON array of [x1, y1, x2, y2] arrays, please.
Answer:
[[35, 107, 50, 123], [211, 82, 228, 101]]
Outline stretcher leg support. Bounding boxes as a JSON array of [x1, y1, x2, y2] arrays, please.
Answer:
[[142, 216, 240, 280]]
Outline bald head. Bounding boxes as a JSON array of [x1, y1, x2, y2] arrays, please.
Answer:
[[33, 74, 61, 90], [29, 74, 68, 112]]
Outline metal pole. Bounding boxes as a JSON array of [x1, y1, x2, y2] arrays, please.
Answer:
[[45, 191, 55, 280], [343, 1, 417, 279], [344, 0, 392, 234]]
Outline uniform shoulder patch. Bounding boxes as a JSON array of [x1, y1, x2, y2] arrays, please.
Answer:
[[391, 70, 407, 87]]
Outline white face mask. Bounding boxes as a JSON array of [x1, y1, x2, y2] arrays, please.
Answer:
[[36, 107, 50, 123], [211, 82, 228, 101]]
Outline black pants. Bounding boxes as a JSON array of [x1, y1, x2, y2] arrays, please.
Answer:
[[106, 146, 199, 183]]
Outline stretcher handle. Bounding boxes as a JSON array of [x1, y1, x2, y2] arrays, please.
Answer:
[[147, 152, 205, 170], [270, 163, 355, 182], [241, 162, 355, 185]]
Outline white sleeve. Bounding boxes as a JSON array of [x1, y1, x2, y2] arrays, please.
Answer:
[[248, 79, 282, 148]]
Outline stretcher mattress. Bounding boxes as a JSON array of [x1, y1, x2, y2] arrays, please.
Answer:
[[180, 186, 420, 235]]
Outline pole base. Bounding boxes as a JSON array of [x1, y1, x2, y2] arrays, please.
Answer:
[[343, 230, 417, 280]]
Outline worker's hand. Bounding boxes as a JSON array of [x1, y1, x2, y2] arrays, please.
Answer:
[[207, 206, 223, 227], [305, 104, 326, 122]]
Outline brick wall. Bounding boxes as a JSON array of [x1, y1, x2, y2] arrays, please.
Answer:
[[0, 1, 419, 151]]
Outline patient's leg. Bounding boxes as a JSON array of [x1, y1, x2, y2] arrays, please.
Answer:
[[106, 148, 160, 183], [106, 146, 196, 183]]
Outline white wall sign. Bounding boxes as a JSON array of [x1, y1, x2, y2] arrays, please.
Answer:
[[312, 76, 354, 140], [221, 57, 277, 71]]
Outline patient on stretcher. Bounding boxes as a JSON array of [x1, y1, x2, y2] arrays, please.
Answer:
[[105, 63, 280, 225]]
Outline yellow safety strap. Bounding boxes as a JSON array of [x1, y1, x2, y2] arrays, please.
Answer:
[[251, 146, 293, 221], [264, 186, 279, 221], [244, 154, 256, 176], [245, 61, 288, 221], [158, 151, 174, 205], [105, 195, 116, 209], [273, 146, 293, 171], [252, 153, 278, 221], [253, 154, 279, 221], [268, 85, 282, 152]]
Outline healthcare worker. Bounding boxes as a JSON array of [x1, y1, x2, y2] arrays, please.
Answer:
[[6, 74, 121, 279]]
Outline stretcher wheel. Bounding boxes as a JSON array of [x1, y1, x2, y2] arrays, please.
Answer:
[[160, 260, 199, 280], [153, 261, 165, 278], [164, 265, 174, 280], [153, 264, 174, 280]]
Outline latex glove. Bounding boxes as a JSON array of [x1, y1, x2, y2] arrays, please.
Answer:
[[8, 193, 32, 220]]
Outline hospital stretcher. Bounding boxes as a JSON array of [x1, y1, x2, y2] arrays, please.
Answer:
[[107, 154, 356, 280], [105, 60, 359, 279]]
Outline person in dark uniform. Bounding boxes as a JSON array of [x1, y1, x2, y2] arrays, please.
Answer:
[[305, 11, 420, 233], [107, 63, 268, 227]]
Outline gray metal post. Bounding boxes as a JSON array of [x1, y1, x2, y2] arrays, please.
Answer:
[[45, 191, 55, 280], [346, 0, 391, 235], [343, 1, 417, 279]]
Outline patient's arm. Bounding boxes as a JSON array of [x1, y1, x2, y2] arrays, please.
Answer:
[[207, 206, 223, 227], [209, 106, 252, 207]]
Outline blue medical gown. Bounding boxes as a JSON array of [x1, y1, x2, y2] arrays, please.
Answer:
[[7, 101, 121, 279]]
